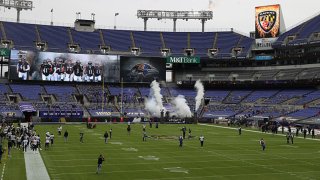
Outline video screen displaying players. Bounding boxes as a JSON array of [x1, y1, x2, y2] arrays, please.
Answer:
[[9, 50, 120, 83], [120, 56, 166, 82]]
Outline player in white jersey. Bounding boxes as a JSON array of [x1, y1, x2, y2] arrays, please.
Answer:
[[94, 63, 102, 82], [23, 138, 28, 152], [199, 135, 204, 147], [57, 126, 62, 136], [45, 136, 50, 150], [50, 134, 55, 146], [16, 58, 30, 80]]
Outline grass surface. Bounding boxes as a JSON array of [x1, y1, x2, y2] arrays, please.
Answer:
[[4, 123, 320, 180], [0, 139, 26, 180]]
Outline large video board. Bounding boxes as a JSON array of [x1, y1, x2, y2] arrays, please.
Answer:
[[255, 4, 280, 39], [120, 56, 166, 83], [9, 50, 120, 82]]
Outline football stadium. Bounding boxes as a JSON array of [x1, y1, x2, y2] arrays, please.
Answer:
[[0, 0, 320, 179]]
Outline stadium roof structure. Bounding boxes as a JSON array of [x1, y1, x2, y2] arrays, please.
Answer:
[[137, 10, 213, 32]]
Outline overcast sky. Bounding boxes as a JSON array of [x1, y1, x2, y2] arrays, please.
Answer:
[[0, 0, 319, 35]]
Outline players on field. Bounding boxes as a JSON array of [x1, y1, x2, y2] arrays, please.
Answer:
[[45, 135, 50, 150], [58, 125, 62, 136], [199, 135, 204, 147], [64, 130, 69, 142], [80, 130, 84, 143], [143, 131, 147, 141], [50, 133, 55, 146], [260, 138, 266, 151], [17, 58, 30, 80], [104, 131, 109, 143], [96, 154, 105, 174], [127, 125, 131, 135], [179, 135, 183, 147], [181, 126, 186, 139]]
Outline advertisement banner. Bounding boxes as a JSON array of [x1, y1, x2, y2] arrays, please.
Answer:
[[120, 56, 166, 82], [9, 50, 120, 82], [0, 48, 10, 58], [166, 56, 200, 64], [255, 4, 280, 39]]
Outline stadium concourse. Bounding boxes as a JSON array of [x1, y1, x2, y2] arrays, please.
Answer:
[[1, 3, 320, 180]]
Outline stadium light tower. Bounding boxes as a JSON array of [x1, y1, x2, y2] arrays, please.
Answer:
[[0, 0, 34, 23], [137, 10, 213, 32]]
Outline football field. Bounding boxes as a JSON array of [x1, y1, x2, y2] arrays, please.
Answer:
[[2, 123, 320, 180]]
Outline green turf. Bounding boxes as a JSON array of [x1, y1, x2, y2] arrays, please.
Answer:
[[0, 139, 26, 180], [8, 123, 320, 180]]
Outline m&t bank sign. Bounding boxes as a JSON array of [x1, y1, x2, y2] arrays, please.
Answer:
[[166, 56, 200, 64]]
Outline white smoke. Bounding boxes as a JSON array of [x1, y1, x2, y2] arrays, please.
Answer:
[[171, 95, 192, 118], [194, 79, 204, 111], [144, 80, 164, 117]]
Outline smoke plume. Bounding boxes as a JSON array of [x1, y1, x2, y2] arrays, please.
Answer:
[[171, 95, 192, 118], [194, 79, 204, 111], [144, 80, 164, 117]]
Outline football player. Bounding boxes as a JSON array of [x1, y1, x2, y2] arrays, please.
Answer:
[[73, 60, 83, 82], [54, 58, 65, 81], [64, 59, 74, 81], [40, 59, 51, 81], [85, 61, 95, 82], [16, 58, 30, 80], [94, 63, 102, 82]]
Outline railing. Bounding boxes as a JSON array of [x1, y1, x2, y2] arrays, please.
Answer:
[[0, 16, 234, 33]]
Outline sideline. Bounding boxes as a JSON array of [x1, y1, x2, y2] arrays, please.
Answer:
[[24, 147, 50, 180], [198, 123, 320, 141], [1, 163, 6, 180]]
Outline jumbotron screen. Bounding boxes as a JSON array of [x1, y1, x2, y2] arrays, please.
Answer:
[[120, 56, 166, 82], [9, 50, 120, 82], [255, 4, 280, 38]]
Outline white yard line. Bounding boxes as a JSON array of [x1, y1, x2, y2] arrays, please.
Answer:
[[199, 123, 320, 141], [1, 163, 6, 180], [24, 148, 50, 180]]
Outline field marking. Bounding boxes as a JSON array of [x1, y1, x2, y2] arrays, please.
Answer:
[[42, 124, 320, 180], [155, 129, 312, 180], [1, 163, 6, 180], [199, 123, 320, 141], [50, 169, 320, 177], [121, 147, 138, 152], [280, 144, 299, 148], [110, 142, 123, 145], [163, 167, 188, 174], [0, 145, 8, 180], [138, 155, 159, 161], [91, 133, 102, 136], [24, 147, 50, 180], [197, 124, 319, 179]]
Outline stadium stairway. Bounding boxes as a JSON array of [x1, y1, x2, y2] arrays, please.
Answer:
[[0, 22, 7, 40], [160, 32, 166, 49], [238, 90, 254, 104], [99, 29, 106, 46], [67, 27, 74, 44], [221, 90, 233, 104]]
